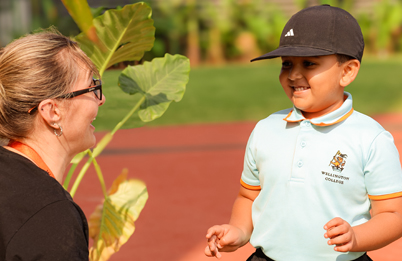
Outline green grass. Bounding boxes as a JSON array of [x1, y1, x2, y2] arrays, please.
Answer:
[[94, 59, 402, 131]]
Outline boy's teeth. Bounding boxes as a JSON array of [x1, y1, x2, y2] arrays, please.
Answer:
[[294, 86, 309, 91]]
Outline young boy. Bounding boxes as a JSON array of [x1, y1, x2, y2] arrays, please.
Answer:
[[205, 5, 402, 261]]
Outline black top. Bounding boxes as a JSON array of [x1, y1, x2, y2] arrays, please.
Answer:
[[0, 146, 89, 260]]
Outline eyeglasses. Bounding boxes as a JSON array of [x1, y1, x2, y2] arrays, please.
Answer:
[[28, 78, 102, 115], [58, 78, 102, 100]]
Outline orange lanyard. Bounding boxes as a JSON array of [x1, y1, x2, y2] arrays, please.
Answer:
[[8, 140, 56, 179]]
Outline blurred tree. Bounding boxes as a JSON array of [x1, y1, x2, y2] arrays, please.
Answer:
[[152, 0, 201, 66], [6, 0, 402, 62], [0, 0, 13, 46], [31, 0, 80, 37], [237, 0, 287, 60], [0, 0, 31, 46], [185, 0, 201, 66], [200, 0, 236, 64], [357, 11, 374, 53], [295, 0, 311, 9], [318, 0, 354, 10], [371, 0, 402, 57], [156, 0, 187, 56]]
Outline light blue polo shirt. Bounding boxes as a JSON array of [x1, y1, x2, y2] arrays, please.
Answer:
[[241, 92, 402, 261]]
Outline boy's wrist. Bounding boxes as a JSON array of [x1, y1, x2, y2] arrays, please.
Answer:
[[226, 224, 251, 246]]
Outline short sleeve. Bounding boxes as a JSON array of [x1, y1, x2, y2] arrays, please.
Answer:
[[6, 200, 89, 261], [241, 129, 261, 190], [364, 131, 402, 200]]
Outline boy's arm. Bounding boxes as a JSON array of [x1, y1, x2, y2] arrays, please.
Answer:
[[324, 196, 402, 252], [205, 186, 260, 258], [229, 185, 259, 235]]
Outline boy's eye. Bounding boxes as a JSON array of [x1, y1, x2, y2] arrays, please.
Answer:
[[303, 61, 316, 67], [281, 61, 292, 68]]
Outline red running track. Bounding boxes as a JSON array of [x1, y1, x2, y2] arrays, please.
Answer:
[[72, 114, 402, 261]]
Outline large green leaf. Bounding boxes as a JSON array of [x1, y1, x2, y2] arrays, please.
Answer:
[[61, 0, 99, 43], [75, 3, 155, 76], [118, 53, 190, 122], [89, 170, 148, 261]]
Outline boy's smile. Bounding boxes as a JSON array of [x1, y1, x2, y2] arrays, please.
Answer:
[[279, 54, 346, 119]]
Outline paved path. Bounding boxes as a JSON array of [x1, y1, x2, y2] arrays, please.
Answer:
[[72, 114, 402, 261]]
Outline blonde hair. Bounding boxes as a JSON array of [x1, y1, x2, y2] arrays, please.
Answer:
[[0, 29, 99, 140]]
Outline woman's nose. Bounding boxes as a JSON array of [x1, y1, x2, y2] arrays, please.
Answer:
[[99, 94, 106, 106]]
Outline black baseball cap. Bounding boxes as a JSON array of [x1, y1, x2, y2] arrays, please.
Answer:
[[251, 5, 364, 62]]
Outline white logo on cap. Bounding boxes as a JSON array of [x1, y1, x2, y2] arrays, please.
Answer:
[[285, 29, 294, 37]]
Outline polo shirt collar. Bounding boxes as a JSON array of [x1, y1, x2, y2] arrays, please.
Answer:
[[283, 92, 354, 126]]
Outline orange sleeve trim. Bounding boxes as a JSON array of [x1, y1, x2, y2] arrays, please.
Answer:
[[313, 108, 354, 127], [368, 191, 402, 200], [283, 110, 303, 123], [240, 179, 261, 190]]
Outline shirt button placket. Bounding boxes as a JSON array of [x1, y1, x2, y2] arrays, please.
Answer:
[[297, 161, 303, 168], [290, 120, 311, 181]]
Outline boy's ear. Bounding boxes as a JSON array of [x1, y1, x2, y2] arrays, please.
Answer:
[[37, 99, 62, 128], [340, 59, 360, 87]]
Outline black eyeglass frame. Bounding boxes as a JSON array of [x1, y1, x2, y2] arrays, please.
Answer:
[[28, 78, 102, 115], [58, 79, 102, 100]]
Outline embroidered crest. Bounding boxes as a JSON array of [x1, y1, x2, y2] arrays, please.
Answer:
[[329, 150, 347, 172]]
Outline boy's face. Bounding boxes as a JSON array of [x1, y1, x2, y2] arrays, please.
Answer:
[[279, 54, 346, 119]]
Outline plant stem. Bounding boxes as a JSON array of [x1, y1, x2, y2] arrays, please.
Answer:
[[111, 95, 146, 135], [63, 163, 78, 190], [63, 150, 89, 190], [88, 150, 108, 199], [70, 156, 93, 198]]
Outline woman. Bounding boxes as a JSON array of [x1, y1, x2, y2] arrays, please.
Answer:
[[0, 30, 105, 260]]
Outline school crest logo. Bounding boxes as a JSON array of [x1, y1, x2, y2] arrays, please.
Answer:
[[329, 150, 347, 172]]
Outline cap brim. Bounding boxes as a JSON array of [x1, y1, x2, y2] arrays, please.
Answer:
[[250, 46, 335, 62]]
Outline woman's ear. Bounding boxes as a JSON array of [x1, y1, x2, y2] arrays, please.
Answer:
[[340, 59, 360, 87], [37, 99, 61, 127]]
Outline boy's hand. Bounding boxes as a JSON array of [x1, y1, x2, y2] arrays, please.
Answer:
[[324, 217, 357, 252], [205, 224, 247, 259]]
